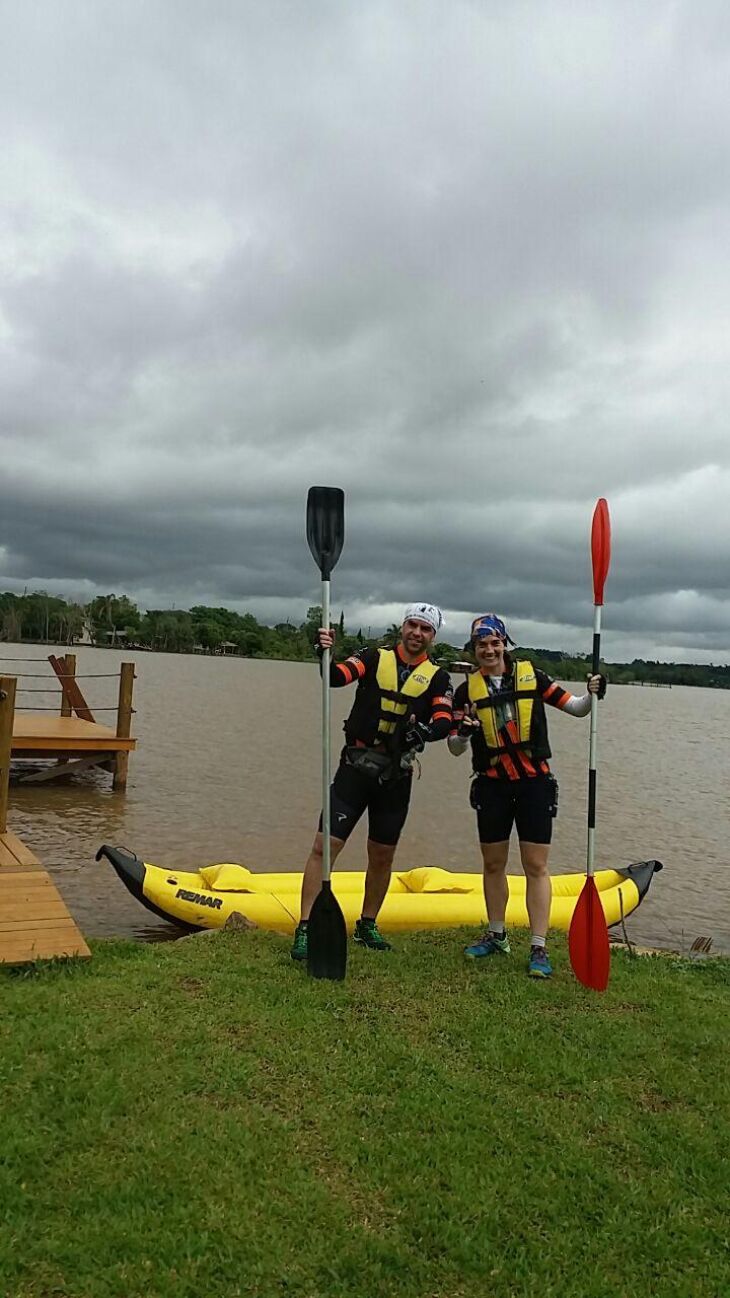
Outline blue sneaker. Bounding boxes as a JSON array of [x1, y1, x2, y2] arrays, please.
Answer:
[[464, 931, 511, 959], [528, 945, 553, 978]]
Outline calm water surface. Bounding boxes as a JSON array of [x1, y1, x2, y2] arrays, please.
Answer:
[[5, 644, 728, 953]]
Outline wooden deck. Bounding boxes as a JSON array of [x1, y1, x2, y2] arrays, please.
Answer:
[[12, 714, 137, 755], [2, 656, 137, 788], [0, 831, 91, 965]]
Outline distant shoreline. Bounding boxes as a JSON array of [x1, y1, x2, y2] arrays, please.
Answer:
[[1, 637, 727, 688]]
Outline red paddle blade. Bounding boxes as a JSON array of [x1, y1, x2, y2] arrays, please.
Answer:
[[591, 498, 611, 606], [568, 877, 611, 990]]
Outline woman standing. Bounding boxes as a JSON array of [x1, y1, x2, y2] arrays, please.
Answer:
[[448, 614, 605, 978]]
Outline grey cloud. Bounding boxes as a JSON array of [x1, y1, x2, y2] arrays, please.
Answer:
[[1, 1, 730, 662]]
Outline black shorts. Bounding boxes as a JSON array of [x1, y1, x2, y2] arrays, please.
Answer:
[[470, 774, 557, 845], [318, 760, 412, 847]]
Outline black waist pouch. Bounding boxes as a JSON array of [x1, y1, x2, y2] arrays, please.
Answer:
[[345, 746, 394, 782]]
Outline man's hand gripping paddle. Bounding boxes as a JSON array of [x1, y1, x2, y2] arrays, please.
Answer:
[[305, 487, 347, 981], [568, 498, 612, 991]]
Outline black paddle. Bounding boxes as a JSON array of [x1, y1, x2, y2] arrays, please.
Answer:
[[305, 486, 347, 980]]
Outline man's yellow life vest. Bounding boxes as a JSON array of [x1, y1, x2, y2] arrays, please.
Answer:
[[376, 649, 439, 738], [467, 661, 549, 764]]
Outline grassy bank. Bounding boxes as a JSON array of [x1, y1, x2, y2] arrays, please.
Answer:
[[1, 929, 727, 1298]]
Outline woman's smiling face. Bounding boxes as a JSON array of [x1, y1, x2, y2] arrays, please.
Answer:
[[474, 633, 506, 674]]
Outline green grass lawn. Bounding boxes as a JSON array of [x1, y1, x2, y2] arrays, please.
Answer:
[[1, 929, 728, 1298]]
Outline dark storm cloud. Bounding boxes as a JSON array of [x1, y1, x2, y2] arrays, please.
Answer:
[[1, 0, 730, 662]]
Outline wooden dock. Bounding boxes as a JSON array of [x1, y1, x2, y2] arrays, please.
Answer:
[[4, 654, 137, 788], [0, 830, 91, 965], [0, 659, 133, 964]]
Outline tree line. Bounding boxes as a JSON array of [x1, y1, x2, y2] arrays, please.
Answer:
[[1, 590, 728, 688]]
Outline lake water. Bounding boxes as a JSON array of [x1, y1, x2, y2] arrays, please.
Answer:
[[4, 643, 728, 954]]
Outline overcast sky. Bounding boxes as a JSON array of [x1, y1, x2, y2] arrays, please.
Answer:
[[2, 1, 729, 663]]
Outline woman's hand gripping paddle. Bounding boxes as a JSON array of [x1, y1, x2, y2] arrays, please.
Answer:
[[569, 498, 612, 991], [305, 487, 348, 981]]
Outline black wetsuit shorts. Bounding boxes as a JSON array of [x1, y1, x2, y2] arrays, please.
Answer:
[[318, 760, 412, 847], [470, 774, 557, 845]]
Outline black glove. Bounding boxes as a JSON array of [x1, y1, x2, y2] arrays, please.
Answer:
[[457, 713, 478, 738], [587, 672, 607, 700], [403, 722, 430, 752]]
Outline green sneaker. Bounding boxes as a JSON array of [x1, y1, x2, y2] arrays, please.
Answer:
[[528, 945, 553, 978], [353, 918, 392, 951], [464, 931, 511, 959], [290, 922, 308, 962]]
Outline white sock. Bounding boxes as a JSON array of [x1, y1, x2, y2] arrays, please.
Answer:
[[488, 921, 506, 937], [530, 934, 546, 948]]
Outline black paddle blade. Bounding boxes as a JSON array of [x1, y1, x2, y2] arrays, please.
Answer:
[[306, 486, 345, 579], [307, 881, 347, 981]]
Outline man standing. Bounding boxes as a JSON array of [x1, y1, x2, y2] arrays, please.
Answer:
[[292, 604, 453, 960]]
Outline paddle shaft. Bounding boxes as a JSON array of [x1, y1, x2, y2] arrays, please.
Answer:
[[320, 575, 332, 884], [587, 603, 602, 876]]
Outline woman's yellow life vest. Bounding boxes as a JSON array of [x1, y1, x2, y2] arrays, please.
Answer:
[[376, 649, 439, 738], [467, 661, 549, 765]]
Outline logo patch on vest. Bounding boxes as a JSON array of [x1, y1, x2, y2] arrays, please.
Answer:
[[411, 673, 430, 685]]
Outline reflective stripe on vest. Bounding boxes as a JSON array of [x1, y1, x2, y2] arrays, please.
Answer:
[[376, 649, 439, 737], [467, 660, 538, 763]]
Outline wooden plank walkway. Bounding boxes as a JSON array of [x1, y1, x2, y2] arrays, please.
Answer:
[[0, 831, 91, 965]]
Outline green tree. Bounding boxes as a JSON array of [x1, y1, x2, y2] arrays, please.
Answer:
[[234, 626, 264, 656], [18, 593, 69, 642], [0, 594, 23, 642], [138, 609, 193, 652], [87, 595, 140, 644], [58, 602, 86, 645], [197, 621, 226, 651], [432, 640, 460, 667]]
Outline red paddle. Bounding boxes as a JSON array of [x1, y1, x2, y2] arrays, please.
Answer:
[[568, 499, 611, 991]]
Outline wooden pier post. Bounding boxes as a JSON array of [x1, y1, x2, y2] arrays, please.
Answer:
[[56, 652, 76, 767], [113, 662, 135, 791], [60, 653, 76, 717], [0, 676, 17, 833]]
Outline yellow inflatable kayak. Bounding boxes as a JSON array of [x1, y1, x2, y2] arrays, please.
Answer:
[[97, 846, 662, 935]]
